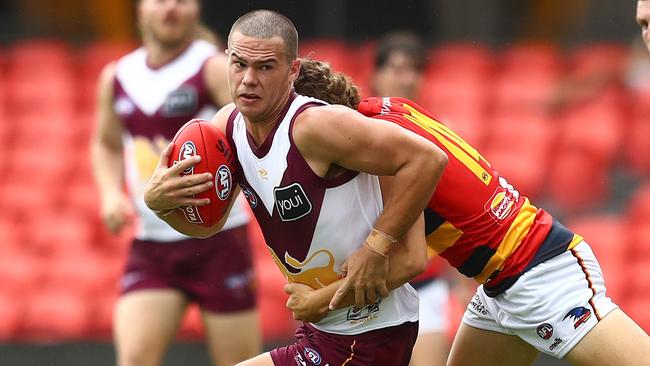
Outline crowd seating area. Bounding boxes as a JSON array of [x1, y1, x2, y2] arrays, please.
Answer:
[[0, 39, 648, 343]]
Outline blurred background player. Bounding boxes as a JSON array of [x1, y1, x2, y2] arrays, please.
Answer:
[[371, 31, 474, 366], [90, 0, 261, 365]]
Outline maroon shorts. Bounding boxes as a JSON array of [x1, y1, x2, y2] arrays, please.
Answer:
[[120, 225, 256, 313], [270, 321, 418, 365]]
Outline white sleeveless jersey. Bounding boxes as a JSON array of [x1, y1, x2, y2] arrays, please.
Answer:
[[226, 93, 418, 335], [114, 40, 248, 242]]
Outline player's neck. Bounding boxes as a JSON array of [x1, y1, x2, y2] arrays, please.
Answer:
[[244, 91, 293, 146], [145, 38, 193, 70]]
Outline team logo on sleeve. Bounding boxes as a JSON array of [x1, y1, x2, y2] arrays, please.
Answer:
[[240, 184, 258, 208], [273, 183, 312, 221], [563, 306, 592, 329]]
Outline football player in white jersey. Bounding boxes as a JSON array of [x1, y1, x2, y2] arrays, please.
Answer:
[[91, 1, 260, 365], [144, 9, 449, 366]]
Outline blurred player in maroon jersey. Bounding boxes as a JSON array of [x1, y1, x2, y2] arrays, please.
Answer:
[[292, 58, 650, 366], [91, 0, 260, 365]]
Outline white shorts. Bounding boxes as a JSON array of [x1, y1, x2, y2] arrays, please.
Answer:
[[417, 279, 450, 335], [462, 241, 618, 359]]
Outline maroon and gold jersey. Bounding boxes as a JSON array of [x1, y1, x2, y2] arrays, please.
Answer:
[[358, 97, 583, 296]]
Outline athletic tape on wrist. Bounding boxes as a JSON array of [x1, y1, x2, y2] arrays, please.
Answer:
[[364, 228, 397, 256]]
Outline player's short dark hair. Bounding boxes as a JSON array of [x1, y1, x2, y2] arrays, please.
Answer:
[[228, 9, 298, 61], [375, 31, 426, 72]]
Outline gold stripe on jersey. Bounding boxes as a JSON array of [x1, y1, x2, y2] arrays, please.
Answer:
[[401, 104, 492, 186], [475, 199, 538, 283], [568, 234, 584, 250], [426, 221, 464, 253]]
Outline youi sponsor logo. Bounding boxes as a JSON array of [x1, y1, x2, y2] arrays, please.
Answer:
[[273, 183, 312, 221]]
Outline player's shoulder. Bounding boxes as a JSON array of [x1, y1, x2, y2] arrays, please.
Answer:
[[97, 61, 118, 93], [210, 103, 237, 133], [298, 103, 355, 124]]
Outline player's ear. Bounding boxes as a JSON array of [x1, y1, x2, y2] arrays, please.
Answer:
[[288, 58, 301, 83]]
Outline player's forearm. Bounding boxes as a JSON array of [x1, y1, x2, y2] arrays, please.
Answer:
[[153, 209, 222, 238], [311, 245, 426, 312], [374, 151, 447, 240], [91, 141, 125, 200]]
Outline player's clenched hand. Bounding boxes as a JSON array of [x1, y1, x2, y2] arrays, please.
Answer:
[[100, 192, 134, 233], [144, 143, 213, 213], [329, 245, 389, 310], [284, 283, 328, 323]]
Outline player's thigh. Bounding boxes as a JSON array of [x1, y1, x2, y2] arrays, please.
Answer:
[[235, 352, 274, 366], [114, 289, 189, 366], [201, 308, 262, 365], [447, 323, 540, 366], [410, 332, 448, 366], [565, 308, 650, 366]]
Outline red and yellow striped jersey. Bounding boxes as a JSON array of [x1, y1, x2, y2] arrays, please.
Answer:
[[358, 97, 583, 296]]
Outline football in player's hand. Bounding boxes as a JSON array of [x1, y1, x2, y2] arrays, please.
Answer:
[[169, 119, 235, 227]]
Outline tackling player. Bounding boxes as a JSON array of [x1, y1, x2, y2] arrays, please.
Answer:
[[290, 57, 650, 366]]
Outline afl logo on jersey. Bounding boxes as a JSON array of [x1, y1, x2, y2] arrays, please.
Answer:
[[216, 165, 232, 200], [536, 323, 554, 340], [303, 347, 321, 365], [179, 141, 197, 175], [274, 183, 312, 222]]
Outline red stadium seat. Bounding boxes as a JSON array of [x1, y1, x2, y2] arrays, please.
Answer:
[[569, 43, 628, 76], [627, 262, 650, 298], [43, 251, 113, 297], [7, 40, 73, 78], [88, 290, 118, 340], [621, 296, 650, 334], [426, 42, 491, 76], [492, 70, 559, 115], [557, 103, 624, 165], [19, 288, 91, 341], [546, 147, 610, 214], [625, 185, 650, 259], [499, 42, 562, 75], [80, 40, 137, 82], [299, 39, 358, 82], [486, 112, 557, 154], [623, 116, 650, 177], [0, 291, 24, 341], [564, 214, 627, 300], [25, 211, 95, 257], [0, 254, 44, 296]]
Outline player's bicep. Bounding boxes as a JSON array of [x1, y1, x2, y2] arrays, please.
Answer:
[[299, 106, 438, 176]]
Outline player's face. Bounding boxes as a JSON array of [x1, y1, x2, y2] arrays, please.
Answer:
[[138, 0, 199, 47], [227, 32, 300, 123], [373, 51, 422, 100], [638, 1, 650, 52]]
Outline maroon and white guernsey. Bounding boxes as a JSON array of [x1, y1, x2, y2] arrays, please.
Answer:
[[114, 39, 248, 242], [227, 93, 418, 334]]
